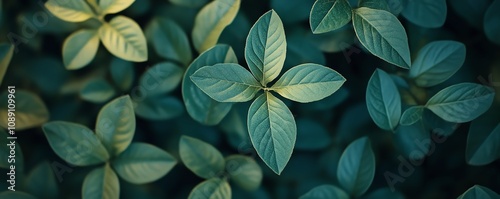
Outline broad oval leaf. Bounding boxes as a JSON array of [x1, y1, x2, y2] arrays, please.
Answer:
[[145, 17, 192, 66], [409, 40, 466, 87], [309, 0, 352, 34], [0, 192, 37, 199], [95, 95, 136, 156], [188, 178, 231, 199], [135, 95, 184, 120], [110, 57, 135, 91], [191, 63, 261, 102], [192, 0, 240, 52], [337, 137, 375, 197], [394, 121, 430, 160], [112, 142, 177, 184], [352, 7, 411, 69], [366, 69, 401, 131], [179, 136, 225, 179], [24, 162, 58, 199], [400, 106, 424, 126], [248, 92, 296, 175], [0, 43, 14, 83], [99, 15, 148, 62], [225, 155, 263, 191], [182, 45, 237, 125], [457, 185, 500, 199], [271, 63, 346, 103], [99, 0, 135, 14], [484, 0, 500, 45], [425, 83, 495, 123], [245, 10, 287, 86], [466, 122, 500, 166], [80, 78, 116, 103], [299, 185, 349, 199], [45, 0, 95, 22], [401, 0, 447, 28], [63, 29, 99, 70], [139, 62, 183, 96], [82, 164, 120, 199], [43, 121, 109, 166], [0, 90, 49, 130]]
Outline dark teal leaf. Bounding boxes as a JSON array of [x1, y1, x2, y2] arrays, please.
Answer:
[[309, 0, 352, 34], [225, 155, 263, 191], [299, 185, 349, 199], [80, 78, 116, 103], [139, 62, 183, 96], [337, 137, 375, 197], [401, 0, 447, 28], [24, 161, 58, 199], [484, 0, 500, 45], [135, 95, 184, 120], [366, 69, 401, 131], [179, 136, 225, 179]]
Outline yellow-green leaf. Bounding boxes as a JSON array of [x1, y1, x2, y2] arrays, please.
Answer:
[[99, 15, 148, 62]]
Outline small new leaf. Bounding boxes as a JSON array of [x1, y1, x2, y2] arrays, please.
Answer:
[[45, 0, 95, 22]]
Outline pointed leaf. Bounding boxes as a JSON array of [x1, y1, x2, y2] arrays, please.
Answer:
[[139, 62, 183, 96], [95, 95, 136, 156], [24, 162, 58, 199], [82, 164, 120, 199], [182, 45, 237, 125], [99, 0, 135, 14], [179, 136, 225, 179], [272, 63, 346, 103], [112, 142, 177, 184], [426, 83, 495, 123], [99, 15, 148, 62], [225, 155, 263, 191], [43, 121, 109, 166], [337, 137, 375, 197], [80, 78, 116, 103], [299, 185, 349, 199], [309, 0, 352, 34], [145, 17, 192, 66], [400, 106, 424, 126], [0, 90, 49, 130], [409, 40, 466, 87], [0, 43, 14, 83], [484, 0, 500, 45], [248, 92, 296, 174], [467, 122, 500, 166], [188, 178, 231, 199], [192, 0, 240, 52], [457, 185, 500, 199], [191, 63, 261, 102], [245, 10, 287, 85], [352, 7, 411, 68], [45, 0, 95, 22], [366, 69, 401, 131], [401, 0, 447, 28], [135, 95, 183, 120]]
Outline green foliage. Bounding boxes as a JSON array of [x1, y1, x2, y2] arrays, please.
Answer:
[[457, 185, 500, 199], [82, 163, 120, 199], [179, 136, 225, 179], [366, 69, 402, 131], [484, 0, 500, 45], [401, 0, 447, 28], [309, 0, 352, 34], [299, 185, 348, 199], [0, 90, 49, 130], [0, 43, 14, 83], [337, 137, 375, 197]]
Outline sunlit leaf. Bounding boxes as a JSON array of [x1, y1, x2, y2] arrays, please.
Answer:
[[99, 0, 135, 14], [99, 15, 148, 62], [0, 90, 49, 130], [82, 164, 120, 199], [45, 0, 95, 22]]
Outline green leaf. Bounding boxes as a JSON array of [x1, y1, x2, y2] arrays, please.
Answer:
[[467, 122, 500, 166], [191, 63, 261, 102], [364, 188, 405, 199], [99, 0, 135, 14], [352, 7, 411, 69], [62, 30, 99, 70], [337, 137, 375, 197], [457, 185, 500, 199], [394, 121, 430, 160], [295, 118, 331, 151], [386, 0, 404, 15], [188, 178, 232, 199], [135, 95, 184, 120], [145, 17, 192, 66], [401, 0, 447, 28], [24, 162, 58, 199], [43, 121, 109, 166], [484, 0, 500, 45], [182, 45, 237, 125], [409, 40, 466, 87], [366, 69, 401, 131], [179, 136, 225, 179], [299, 185, 349, 199], [0, 90, 49, 130], [400, 106, 424, 126], [271, 63, 346, 103], [139, 62, 183, 96], [359, 0, 390, 11], [82, 164, 120, 199], [0, 192, 37, 199], [245, 10, 287, 86], [225, 155, 263, 191], [112, 142, 177, 184], [425, 83, 495, 123], [95, 95, 136, 156], [110, 57, 135, 91], [248, 92, 296, 175], [170, 0, 208, 8], [99, 15, 148, 62], [45, 0, 95, 22], [80, 78, 116, 103], [192, 0, 240, 52], [309, 0, 352, 34], [0, 43, 14, 84]]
